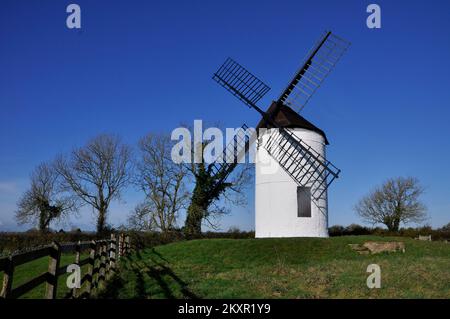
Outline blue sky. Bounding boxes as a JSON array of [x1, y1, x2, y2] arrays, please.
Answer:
[[1, 0, 450, 231]]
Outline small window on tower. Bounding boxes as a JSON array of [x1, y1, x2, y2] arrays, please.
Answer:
[[297, 187, 311, 217]]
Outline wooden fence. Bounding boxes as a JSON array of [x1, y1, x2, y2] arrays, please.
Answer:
[[0, 233, 130, 299]]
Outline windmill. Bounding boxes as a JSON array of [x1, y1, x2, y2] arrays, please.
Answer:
[[211, 31, 350, 238]]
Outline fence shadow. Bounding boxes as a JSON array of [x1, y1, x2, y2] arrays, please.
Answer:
[[148, 255, 198, 299], [97, 250, 199, 299]]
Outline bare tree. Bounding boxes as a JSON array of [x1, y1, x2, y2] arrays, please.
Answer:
[[56, 134, 132, 234], [355, 177, 427, 232], [16, 162, 77, 232], [129, 133, 189, 232], [127, 202, 155, 231]]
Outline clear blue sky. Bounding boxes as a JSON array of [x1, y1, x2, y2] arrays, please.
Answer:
[[1, 0, 449, 231]]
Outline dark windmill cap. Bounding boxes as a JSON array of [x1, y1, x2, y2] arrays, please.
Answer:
[[256, 101, 329, 145]]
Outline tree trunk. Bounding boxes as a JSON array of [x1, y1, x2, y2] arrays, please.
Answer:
[[184, 178, 212, 238], [39, 211, 45, 232], [392, 218, 400, 232], [97, 207, 107, 234], [184, 204, 203, 238], [39, 210, 52, 233], [39, 212, 47, 232], [183, 162, 234, 238], [385, 217, 400, 232]]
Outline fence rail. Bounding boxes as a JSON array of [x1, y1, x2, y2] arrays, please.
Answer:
[[0, 233, 130, 299]]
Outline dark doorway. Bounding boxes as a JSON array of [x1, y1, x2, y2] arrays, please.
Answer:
[[297, 186, 311, 217]]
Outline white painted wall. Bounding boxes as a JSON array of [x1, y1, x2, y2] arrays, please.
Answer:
[[255, 128, 329, 238]]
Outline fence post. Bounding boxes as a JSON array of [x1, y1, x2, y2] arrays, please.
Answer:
[[125, 235, 130, 255], [0, 257, 14, 299], [109, 234, 116, 274], [93, 241, 99, 289], [72, 241, 81, 298], [86, 240, 96, 296], [105, 239, 110, 278], [97, 242, 102, 284], [118, 233, 124, 259], [46, 241, 61, 299], [104, 241, 108, 274], [99, 242, 106, 283]]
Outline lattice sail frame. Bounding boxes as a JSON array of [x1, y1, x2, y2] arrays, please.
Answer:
[[278, 31, 350, 113], [213, 58, 271, 108], [263, 128, 340, 201], [209, 124, 253, 184]]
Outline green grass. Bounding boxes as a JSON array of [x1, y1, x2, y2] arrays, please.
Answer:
[[0, 252, 103, 299], [97, 236, 450, 299]]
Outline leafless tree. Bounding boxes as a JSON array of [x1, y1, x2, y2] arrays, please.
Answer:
[[16, 162, 77, 232], [355, 177, 427, 232], [55, 134, 132, 234], [129, 133, 189, 232], [127, 202, 155, 231]]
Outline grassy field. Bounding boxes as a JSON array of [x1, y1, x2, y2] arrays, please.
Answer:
[[97, 236, 450, 299]]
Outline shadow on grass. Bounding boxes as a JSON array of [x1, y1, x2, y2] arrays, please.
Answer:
[[94, 273, 126, 299], [96, 250, 199, 299], [146, 256, 198, 299], [151, 247, 169, 263]]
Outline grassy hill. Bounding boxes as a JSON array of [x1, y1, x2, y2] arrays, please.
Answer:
[[97, 236, 450, 299]]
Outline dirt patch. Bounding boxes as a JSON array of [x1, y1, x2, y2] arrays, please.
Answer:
[[349, 241, 405, 254]]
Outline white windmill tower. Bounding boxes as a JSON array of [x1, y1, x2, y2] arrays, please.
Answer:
[[255, 102, 331, 237], [211, 31, 350, 238]]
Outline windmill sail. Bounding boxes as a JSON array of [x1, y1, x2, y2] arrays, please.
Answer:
[[211, 43, 345, 198], [264, 128, 340, 200], [209, 124, 253, 184], [277, 31, 350, 113], [213, 58, 270, 111]]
